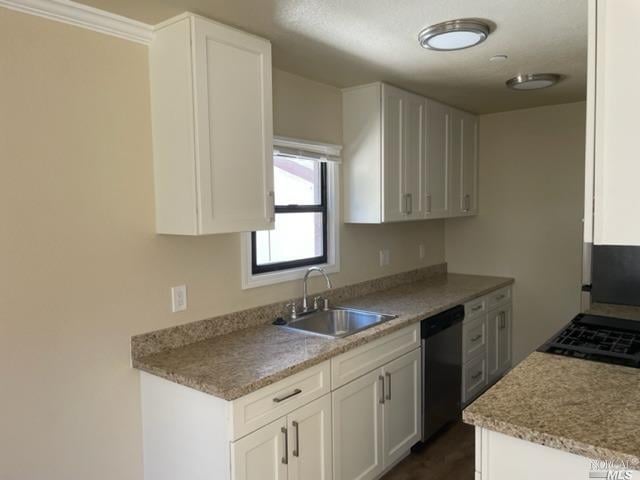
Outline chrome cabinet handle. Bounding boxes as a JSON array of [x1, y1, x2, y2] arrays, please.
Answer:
[[499, 312, 507, 330], [273, 388, 302, 403], [471, 333, 482, 342], [281, 427, 288, 464], [495, 294, 506, 301], [471, 371, 482, 381], [402, 193, 413, 215], [292, 421, 300, 457], [268, 190, 275, 222], [426, 193, 432, 213], [385, 372, 391, 400], [402, 194, 409, 215], [463, 194, 471, 212], [471, 304, 483, 312], [379, 375, 385, 404]]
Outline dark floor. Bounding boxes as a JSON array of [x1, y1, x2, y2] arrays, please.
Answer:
[[382, 422, 475, 480]]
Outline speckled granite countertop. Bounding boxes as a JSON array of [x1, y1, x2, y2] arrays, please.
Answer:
[[589, 303, 640, 322], [463, 352, 640, 465], [134, 273, 512, 401]]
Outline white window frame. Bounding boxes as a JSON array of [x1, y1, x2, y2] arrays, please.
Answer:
[[241, 137, 341, 289]]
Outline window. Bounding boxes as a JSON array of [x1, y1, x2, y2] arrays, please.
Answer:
[[242, 137, 340, 289], [252, 156, 327, 273]]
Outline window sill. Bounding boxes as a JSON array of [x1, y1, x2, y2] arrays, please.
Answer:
[[241, 256, 340, 289]]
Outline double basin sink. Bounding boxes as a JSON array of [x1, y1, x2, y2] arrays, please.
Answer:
[[283, 307, 397, 338]]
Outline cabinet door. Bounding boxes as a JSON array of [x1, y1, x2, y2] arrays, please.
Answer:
[[488, 305, 513, 382], [487, 304, 512, 383], [231, 417, 287, 480], [425, 100, 450, 218], [192, 16, 274, 234], [593, 0, 640, 245], [382, 84, 405, 222], [450, 109, 478, 217], [332, 369, 384, 480], [462, 355, 488, 405], [403, 92, 425, 219], [382, 349, 422, 468], [288, 395, 333, 480]]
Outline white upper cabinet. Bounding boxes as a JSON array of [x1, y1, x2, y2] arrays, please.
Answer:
[[381, 85, 405, 222], [343, 82, 476, 223], [587, 0, 640, 245], [382, 85, 425, 221], [425, 100, 451, 218], [403, 91, 426, 219], [150, 14, 274, 235], [450, 109, 479, 217]]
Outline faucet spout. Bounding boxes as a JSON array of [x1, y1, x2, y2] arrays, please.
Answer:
[[302, 267, 332, 312]]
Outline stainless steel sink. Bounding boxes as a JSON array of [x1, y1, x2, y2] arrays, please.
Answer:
[[283, 307, 397, 338]]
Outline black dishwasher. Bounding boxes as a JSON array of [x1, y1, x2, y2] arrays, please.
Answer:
[[420, 305, 464, 443]]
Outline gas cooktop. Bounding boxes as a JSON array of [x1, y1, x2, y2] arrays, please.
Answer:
[[538, 313, 640, 368]]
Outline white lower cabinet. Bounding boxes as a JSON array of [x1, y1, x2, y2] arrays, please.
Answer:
[[332, 348, 421, 480], [231, 417, 288, 480], [487, 305, 512, 382], [462, 287, 513, 406], [332, 369, 384, 480], [232, 394, 333, 480], [288, 395, 333, 480], [140, 325, 422, 480], [382, 349, 422, 467], [475, 427, 640, 480]]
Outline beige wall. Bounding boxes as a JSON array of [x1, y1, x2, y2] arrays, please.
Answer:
[[445, 102, 586, 364], [0, 9, 444, 480]]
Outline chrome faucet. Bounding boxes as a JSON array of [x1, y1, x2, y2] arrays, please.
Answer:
[[302, 267, 332, 312]]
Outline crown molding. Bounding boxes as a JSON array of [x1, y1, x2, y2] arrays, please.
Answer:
[[0, 0, 153, 44]]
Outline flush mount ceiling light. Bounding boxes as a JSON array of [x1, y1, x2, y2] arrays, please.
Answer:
[[506, 73, 561, 90], [418, 19, 490, 51]]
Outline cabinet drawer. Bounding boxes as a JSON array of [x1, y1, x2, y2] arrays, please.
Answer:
[[230, 361, 330, 441], [487, 287, 511, 309], [462, 356, 488, 405], [465, 297, 486, 319], [463, 314, 487, 363], [331, 324, 420, 389]]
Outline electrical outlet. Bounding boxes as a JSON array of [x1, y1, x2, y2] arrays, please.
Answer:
[[419, 244, 425, 260], [171, 285, 187, 313], [379, 249, 390, 267]]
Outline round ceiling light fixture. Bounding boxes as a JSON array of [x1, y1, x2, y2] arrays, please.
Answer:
[[418, 19, 490, 51], [506, 73, 561, 90]]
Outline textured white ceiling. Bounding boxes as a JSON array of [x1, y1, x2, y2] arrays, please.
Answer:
[[78, 0, 588, 113]]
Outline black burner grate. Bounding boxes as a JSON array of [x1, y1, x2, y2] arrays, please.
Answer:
[[539, 314, 640, 368], [554, 324, 640, 356]]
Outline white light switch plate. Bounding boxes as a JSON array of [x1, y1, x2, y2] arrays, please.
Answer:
[[419, 244, 425, 260], [171, 285, 187, 312], [379, 249, 390, 267]]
